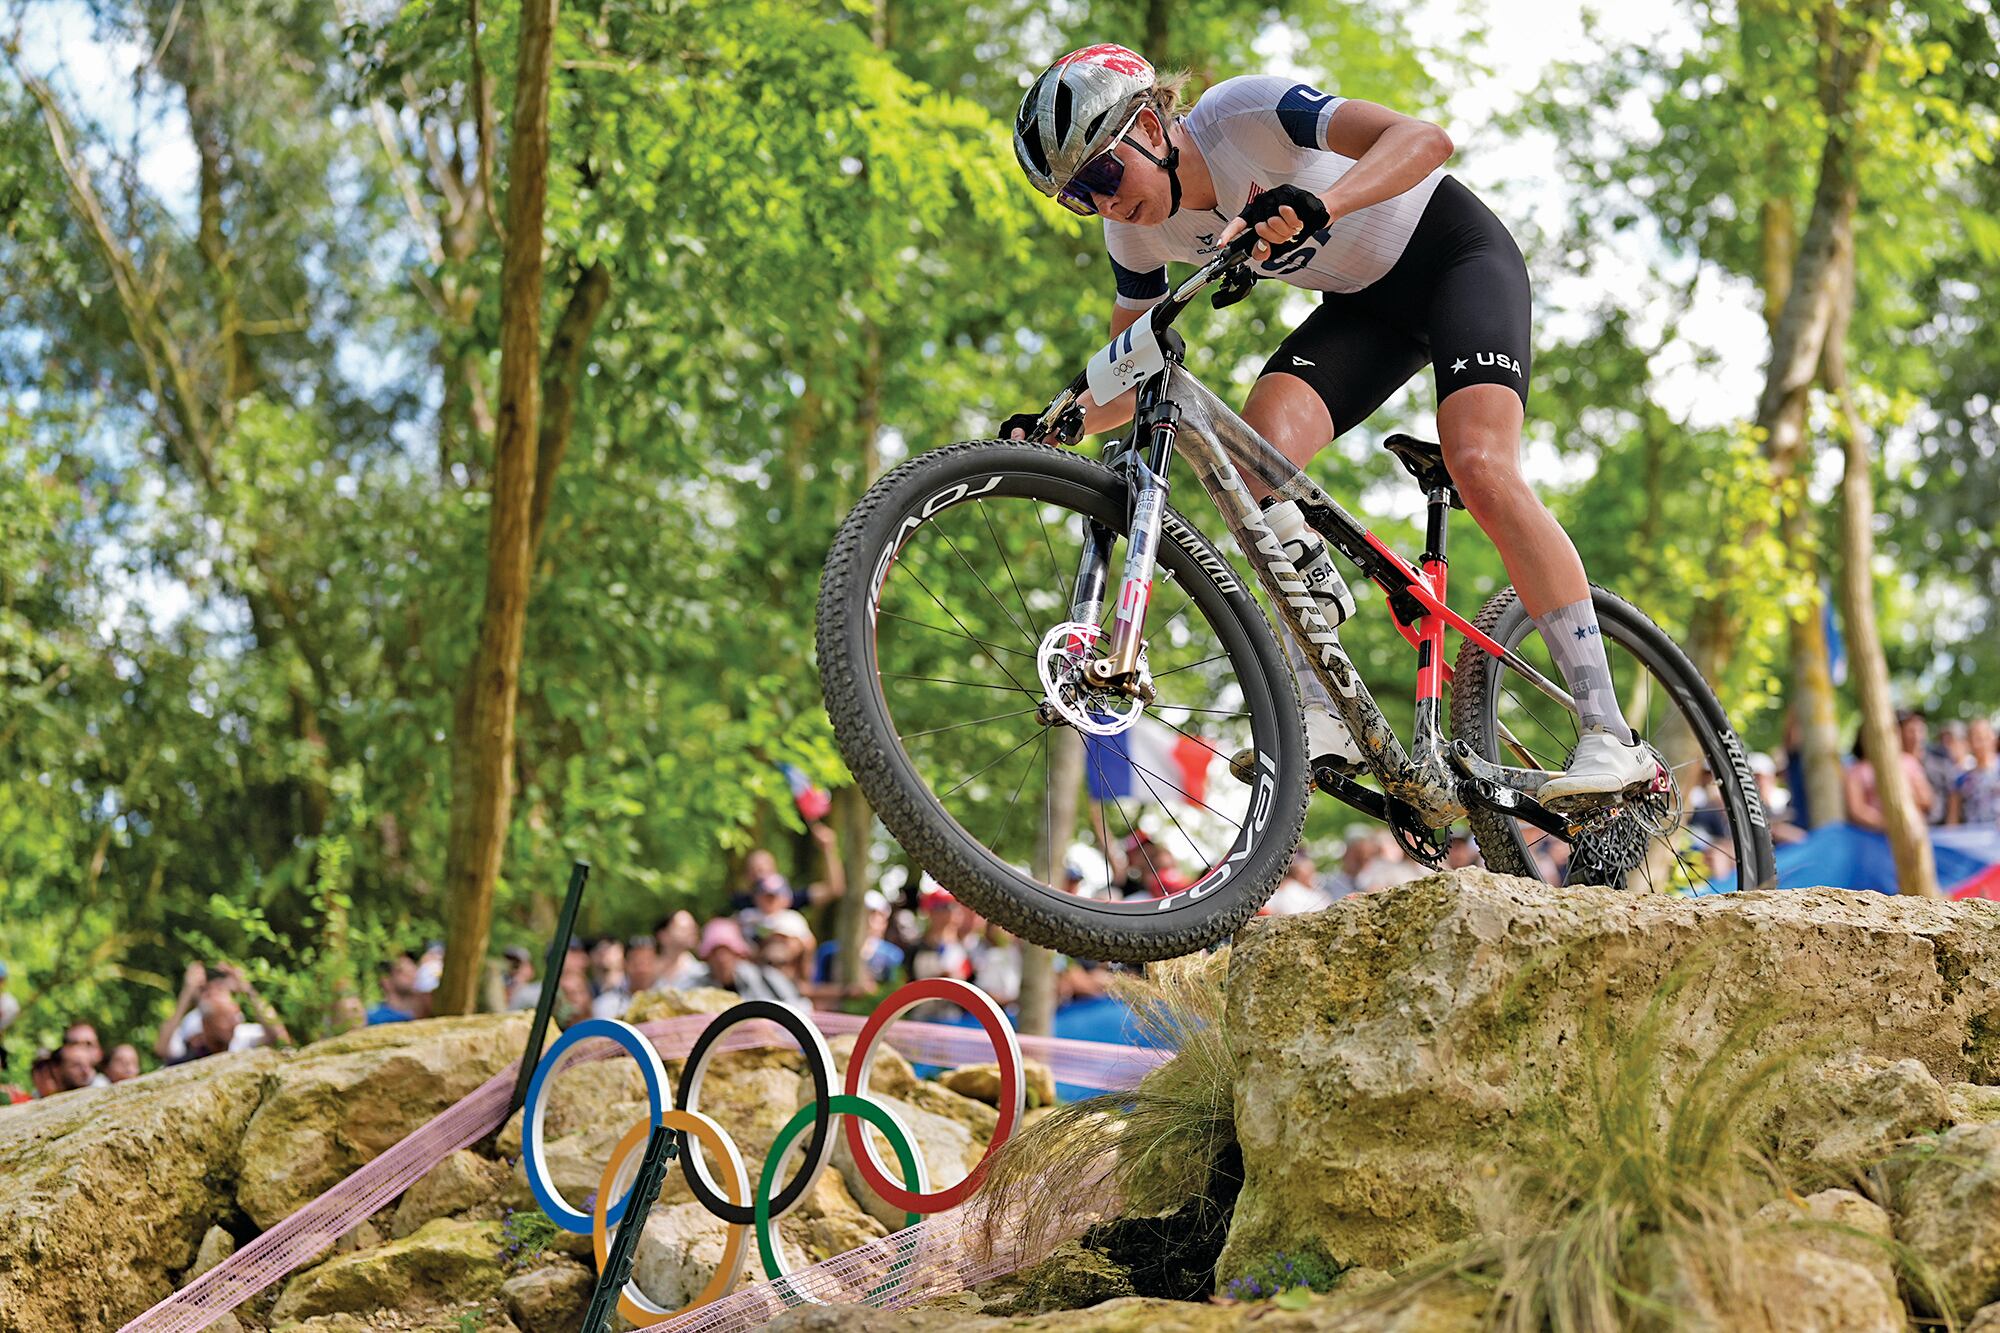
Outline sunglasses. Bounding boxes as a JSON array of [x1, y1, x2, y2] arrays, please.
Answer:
[[1055, 110, 1144, 216]]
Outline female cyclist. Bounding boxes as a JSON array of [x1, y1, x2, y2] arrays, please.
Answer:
[[1004, 43, 1657, 804]]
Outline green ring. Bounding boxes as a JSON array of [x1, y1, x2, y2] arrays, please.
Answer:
[[756, 1093, 923, 1301]]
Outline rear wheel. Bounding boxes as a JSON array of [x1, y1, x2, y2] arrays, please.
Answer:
[[1450, 585, 1777, 893], [817, 441, 1309, 962]]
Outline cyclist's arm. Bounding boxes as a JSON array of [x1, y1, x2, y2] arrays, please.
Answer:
[[1318, 100, 1453, 222], [1075, 303, 1146, 435]]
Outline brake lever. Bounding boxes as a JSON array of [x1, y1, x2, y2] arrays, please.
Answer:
[[1211, 266, 1258, 309], [1209, 232, 1262, 309]]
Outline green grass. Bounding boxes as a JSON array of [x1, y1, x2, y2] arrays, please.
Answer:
[[978, 951, 1237, 1260]]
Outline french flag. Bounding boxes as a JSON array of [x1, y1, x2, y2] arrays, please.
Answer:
[[1083, 717, 1213, 807]]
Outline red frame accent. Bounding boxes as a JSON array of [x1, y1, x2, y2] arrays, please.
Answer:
[[1357, 530, 1509, 708]]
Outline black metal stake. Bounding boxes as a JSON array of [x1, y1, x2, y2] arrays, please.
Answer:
[[508, 859, 591, 1122], [581, 1124, 680, 1333]]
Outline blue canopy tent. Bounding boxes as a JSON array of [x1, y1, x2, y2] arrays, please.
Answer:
[[1701, 822, 2000, 896]]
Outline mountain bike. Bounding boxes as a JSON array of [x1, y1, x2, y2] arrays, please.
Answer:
[[816, 231, 1776, 962]]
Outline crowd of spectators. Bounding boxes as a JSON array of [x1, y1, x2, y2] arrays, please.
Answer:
[[14, 711, 1997, 1104]]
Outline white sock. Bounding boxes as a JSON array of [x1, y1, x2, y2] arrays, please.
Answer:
[[1532, 598, 1633, 744]]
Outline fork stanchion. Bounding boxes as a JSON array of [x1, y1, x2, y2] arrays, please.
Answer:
[[581, 1121, 680, 1333]]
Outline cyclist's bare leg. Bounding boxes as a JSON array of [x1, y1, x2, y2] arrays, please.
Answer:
[[1434, 384, 1584, 618], [1240, 372, 1332, 498], [1438, 384, 1642, 766]]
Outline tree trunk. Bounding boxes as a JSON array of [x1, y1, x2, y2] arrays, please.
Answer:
[[1823, 233, 1934, 895], [1022, 728, 1085, 1036], [437, 0, 562, 1016], [1788, 605, 1847, 828], [1692, 0, 1877, 685]]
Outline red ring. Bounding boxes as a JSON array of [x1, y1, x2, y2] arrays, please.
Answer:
[[842, 977, 1023, 1213]]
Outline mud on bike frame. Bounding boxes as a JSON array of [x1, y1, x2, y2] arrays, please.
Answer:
[[1020, 231, 1580, 854]]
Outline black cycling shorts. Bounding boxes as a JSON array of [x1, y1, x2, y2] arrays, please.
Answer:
[[1264, 175, 1532, 435]]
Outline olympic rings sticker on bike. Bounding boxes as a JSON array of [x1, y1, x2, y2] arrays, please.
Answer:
[[516, 979, 1026, 1316]]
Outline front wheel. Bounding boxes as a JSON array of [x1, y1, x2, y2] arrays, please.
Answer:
[[817, 441, 1309, 963], [1450, 585, 1777, 893]]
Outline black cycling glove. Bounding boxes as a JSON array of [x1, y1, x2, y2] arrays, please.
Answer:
[[998, 412, 1043, 440], [998, 408, 1085, 445], [1236, 184, 1330, 259]]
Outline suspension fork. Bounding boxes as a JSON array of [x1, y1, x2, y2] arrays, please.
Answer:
[[1083, 362, 1182, 693]]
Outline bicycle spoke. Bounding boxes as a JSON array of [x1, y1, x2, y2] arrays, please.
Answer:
[[938, 725, 1049, 800], [878, 609, 1039, 663], [934, 519, 1036, 646], [1153, 652, 1231, 680], [988, 727, 1049, 864], [902, 565, 1039, 684], [1125, 755, 1244, 831], [980, 503, 1043, 638], [1035, 507, 1072, 611], [882, 671, 1040, 697], [1131, 761, 1214, 871], [901, 707, 1043, 741]]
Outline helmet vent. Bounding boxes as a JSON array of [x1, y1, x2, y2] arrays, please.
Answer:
[[1053, 82, 1073, 142]]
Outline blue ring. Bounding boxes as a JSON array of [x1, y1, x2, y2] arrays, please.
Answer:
[[520, 1018, 668, 1233]]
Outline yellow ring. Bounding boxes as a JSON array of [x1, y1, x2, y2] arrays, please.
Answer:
[[591, 1109, 751, 1324]]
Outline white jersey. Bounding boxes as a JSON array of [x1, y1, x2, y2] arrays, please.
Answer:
[[1105, 75, 1444, 309]]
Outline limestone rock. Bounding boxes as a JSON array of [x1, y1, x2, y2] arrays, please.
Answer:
[[629, 1201, 749, 1311], [237, 1014, 529, 1228], [0, 1047, 278, 1330], [626, 985, 739, 1025], [495, 1054, 651, 1161], [1221, 872, 2000, 1278], [1768, 1053, 1950, 1176], [501, 1258, 593, 1333], [829, 1091, 976, 1230], [394, 1149, 508, 1237], [943, 1060, 1058, 1109], [1886, 1120, 2000, 1317], [1722, 1241, 1904, 1332], [974, 1239, 1136, 1315], [1749, 1188, 1897, 1304], [1952, 1083, 2000, 1125], [1969, 1301, 2000, 1331], [330, 1219, 382, 1255], [269, 1218, 507, 1322], [187, 1224, 238, 1281]]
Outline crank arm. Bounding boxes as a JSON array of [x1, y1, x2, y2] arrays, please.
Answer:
[[1311, 767, 1435, 838]]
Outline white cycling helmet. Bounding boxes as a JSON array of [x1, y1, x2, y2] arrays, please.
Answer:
[[1014, 44, 1160, 215]]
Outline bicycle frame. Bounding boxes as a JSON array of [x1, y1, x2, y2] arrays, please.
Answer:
[[1041, 252, 1580, 843]]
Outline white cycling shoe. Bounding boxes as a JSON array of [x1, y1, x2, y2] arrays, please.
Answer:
[[1230, 704, 1364, 784], [1539, 730, 1664, 807], [1305, 705, 1365, 773]]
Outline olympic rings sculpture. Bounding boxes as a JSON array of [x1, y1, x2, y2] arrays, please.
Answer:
[[519, 977, 1025, 1323]]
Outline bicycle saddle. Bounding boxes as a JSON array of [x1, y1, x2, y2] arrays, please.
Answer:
[[1382, 434, 1464, 509]]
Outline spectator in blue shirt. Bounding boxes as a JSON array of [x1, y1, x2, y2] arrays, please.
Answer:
[[367, 953, 421, 1025], [812, 891, 906, 988]]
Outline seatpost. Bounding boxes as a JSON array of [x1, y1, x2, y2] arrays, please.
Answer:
[[1423, 487, 1452, 566]]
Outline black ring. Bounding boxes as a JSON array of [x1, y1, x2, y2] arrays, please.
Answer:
[[674, 1000, 834, 1225]]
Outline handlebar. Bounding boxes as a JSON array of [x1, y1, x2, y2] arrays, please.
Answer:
[[1029, 231, 1263, 443]]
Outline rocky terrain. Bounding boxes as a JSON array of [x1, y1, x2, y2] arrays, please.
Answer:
[[9, 869, 2000, 1331]]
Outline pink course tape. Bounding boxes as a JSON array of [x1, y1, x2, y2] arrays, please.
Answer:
[[119, 1011, 1163, 1332]]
